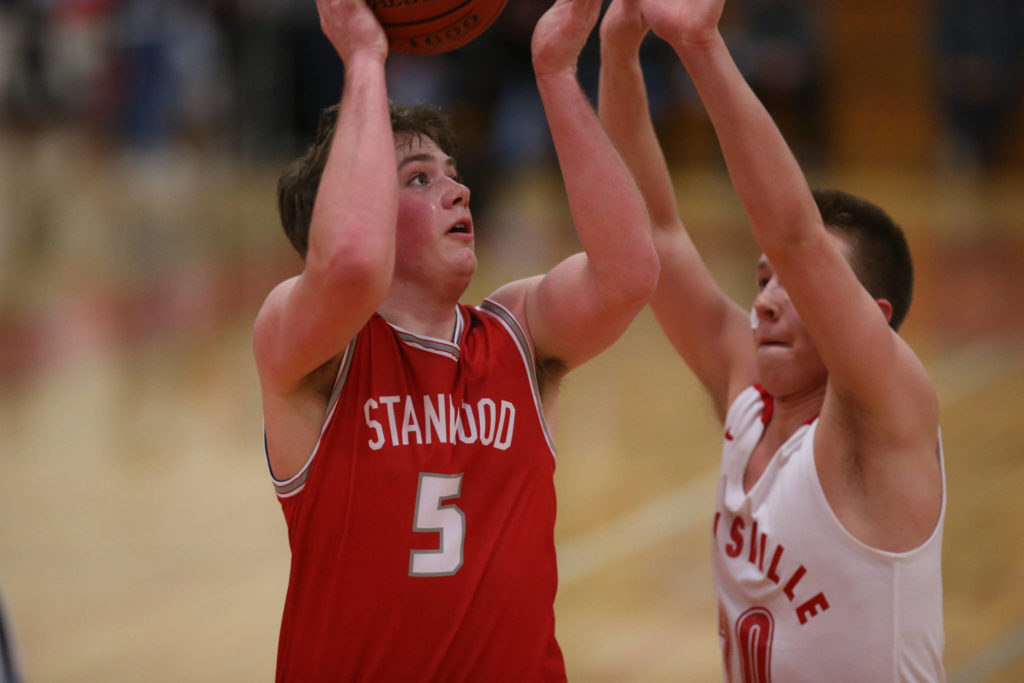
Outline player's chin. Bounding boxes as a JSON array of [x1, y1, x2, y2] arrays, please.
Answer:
[[451, 250, 478, 276], [754, 352, 789, 385]]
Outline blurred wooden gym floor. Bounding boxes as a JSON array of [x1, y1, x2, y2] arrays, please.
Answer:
[[1, 140, 1023, 681]]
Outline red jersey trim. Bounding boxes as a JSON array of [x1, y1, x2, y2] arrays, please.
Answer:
[[478, 299, 557, 458], [725, 384, 819, 440], [268, 336, 358, 498]]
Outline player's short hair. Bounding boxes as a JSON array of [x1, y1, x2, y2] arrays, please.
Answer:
[[277, 101, 459, 259], [813, 189, 914, 330]]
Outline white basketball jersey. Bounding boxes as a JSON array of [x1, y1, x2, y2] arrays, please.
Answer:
[[711, 386, 946, 682]]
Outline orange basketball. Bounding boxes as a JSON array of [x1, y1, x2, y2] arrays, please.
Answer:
[[369, 0, 509, 55]]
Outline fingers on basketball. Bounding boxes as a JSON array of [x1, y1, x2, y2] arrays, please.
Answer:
[[369, 0, 509, 55]]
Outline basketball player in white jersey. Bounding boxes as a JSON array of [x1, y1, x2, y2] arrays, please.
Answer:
[[599, 0, 945, 680]]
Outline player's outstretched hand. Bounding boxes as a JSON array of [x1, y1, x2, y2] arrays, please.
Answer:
[[600, 0, 650, 59], [316, 0, 387, 64], [639, 0, 724, 49], [532, 0, 603, 77]]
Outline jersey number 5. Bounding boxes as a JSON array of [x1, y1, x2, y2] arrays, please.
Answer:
[[410, 473, 465, 577]]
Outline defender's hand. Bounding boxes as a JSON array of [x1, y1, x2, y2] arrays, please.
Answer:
[[316, 0, 388, 64], [600, 0, 650, 59], [640, 0, 724, 49], [532, 0, 603, 77]]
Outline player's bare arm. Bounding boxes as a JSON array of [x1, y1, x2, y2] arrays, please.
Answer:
[[253, 0, 397, 479], [598, 0, 753, 420], [645, 0, 941, 549], [490, 0, 658, 391]]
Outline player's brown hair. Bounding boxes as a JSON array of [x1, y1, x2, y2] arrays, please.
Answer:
[[813, 189, 914, 330], [277, 101, 459, 259]]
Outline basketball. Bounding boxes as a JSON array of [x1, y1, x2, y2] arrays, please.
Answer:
[[370, 0, 509, 55]]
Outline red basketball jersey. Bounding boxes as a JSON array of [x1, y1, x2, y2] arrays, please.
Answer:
[[269, 300, 566, 682]]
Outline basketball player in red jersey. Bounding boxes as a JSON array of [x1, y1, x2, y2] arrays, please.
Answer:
[[252, 0, 657, 680], [599, 0, 945, 680]]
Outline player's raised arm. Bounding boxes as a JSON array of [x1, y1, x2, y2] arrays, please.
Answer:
[[496, 0, 658, 375], [598, 0, 753, 418], [643, 0, 937, 433], [253, 0, 396, 392]]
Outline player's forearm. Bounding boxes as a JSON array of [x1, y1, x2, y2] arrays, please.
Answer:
[[669, 32, 820, 255], [307, 57, 397, 289], [536, 70, 658, 297], [598, 48, 680, 232]]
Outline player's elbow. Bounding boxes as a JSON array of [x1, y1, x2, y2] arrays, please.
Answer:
[[632, 252, 661, 302], [607, 247, 660, 309], [308, 236, 394, 303], [630, 239, 662, 296]]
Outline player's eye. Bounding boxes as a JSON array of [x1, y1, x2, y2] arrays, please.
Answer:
[[409, 172, 428, 186], [757, 277, 770, 290]]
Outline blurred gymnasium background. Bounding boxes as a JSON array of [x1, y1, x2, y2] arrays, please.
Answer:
[[1, 0, 1023, 680]]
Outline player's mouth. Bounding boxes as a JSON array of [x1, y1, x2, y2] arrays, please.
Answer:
[[756, 336, 786, 348], [447, 221, 473, 236]]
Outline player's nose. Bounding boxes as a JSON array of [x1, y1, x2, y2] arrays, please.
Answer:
[[753, 278, 787, 321], [753, 297, 777, 322], [444, 177, 470, 208]]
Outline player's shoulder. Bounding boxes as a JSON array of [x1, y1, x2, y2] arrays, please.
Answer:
[[252, 277, 300, 380], [254, 276, 299, 329], [486, 276, 542, 313], [832, 333, 940, 438], [481, 277, 541, 337]]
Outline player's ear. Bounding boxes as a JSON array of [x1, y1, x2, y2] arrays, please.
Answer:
[[875, 298, 893, 324]]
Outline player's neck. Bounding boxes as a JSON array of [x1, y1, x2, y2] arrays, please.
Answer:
[[378, 295, 460, 342], [378, 271, 471, 340], [762, 383, 825, 437]]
